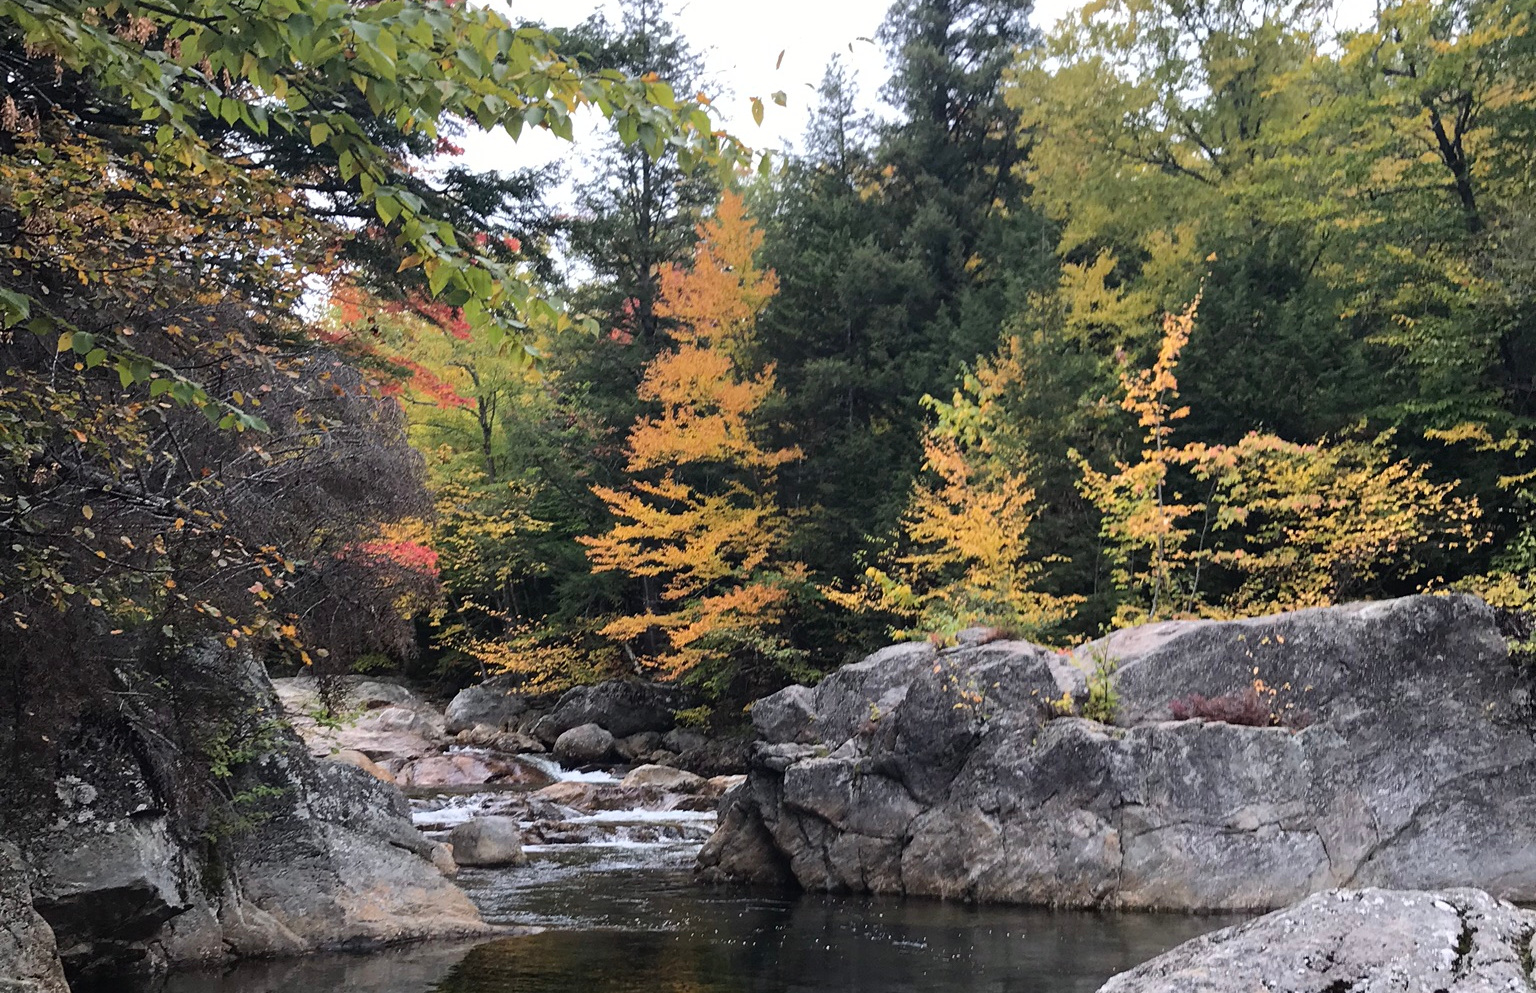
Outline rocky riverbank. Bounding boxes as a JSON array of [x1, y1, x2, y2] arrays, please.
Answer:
[[0, 642, 490, 987], [271, 672, 750, 791], [699, 594, 1536, 910], [0, 647, 744, 990], [8, 596, 1535, 993]]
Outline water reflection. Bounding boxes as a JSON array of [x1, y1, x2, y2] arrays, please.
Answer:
[[146, 942, 477, 993], [432, 891, 1241, 993], [154, 859, 1244, 993]]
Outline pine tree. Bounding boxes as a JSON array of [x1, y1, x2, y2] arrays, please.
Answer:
[[758, 3, 1052, 605], [562, 0, 718, 344]]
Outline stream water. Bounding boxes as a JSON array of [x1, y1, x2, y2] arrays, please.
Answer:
[[143, 770, 1249, 993]]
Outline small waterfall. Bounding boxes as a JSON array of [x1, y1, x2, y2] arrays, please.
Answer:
[[514, 752, 621, 784]]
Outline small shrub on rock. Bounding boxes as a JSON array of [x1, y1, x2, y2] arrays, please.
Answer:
[[1169, 679, 1311, 730], [1082, 651, 1119, 724], [1170, 688, 1272, 726], [1045, 691, 1076, 718]]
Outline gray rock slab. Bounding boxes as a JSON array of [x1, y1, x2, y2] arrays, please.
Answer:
[[699, 596, 1536, 911], [1098, 887, 1536, 992]]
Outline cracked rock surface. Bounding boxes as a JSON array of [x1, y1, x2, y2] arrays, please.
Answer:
[[699, 595, 1536, 910], [1098, 887, 1536, 992], [0, 841, 69, 993]]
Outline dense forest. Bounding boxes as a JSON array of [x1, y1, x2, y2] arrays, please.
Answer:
[[2, 0, 1533, 730]]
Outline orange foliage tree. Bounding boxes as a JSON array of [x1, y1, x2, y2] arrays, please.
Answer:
[[580, 192, 809, 690]]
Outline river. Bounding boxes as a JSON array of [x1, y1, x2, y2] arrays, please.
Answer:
[[137, 770, 1248, 993]]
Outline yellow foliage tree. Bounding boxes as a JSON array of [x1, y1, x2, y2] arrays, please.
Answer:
[[828, 349, 1081, 643], [1199, 431, 1486, 613], [1081, 297, 1486, 624], [580, 192, 807, 687], [1077, 299, 1206, 620]]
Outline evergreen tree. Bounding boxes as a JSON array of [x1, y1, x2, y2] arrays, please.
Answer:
[[759, 1, 1050, 607], [562, 0, 719, 343]]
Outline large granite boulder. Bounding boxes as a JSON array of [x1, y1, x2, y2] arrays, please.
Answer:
[[0, 841, 69, 993], [699, 595, 1536, 910], [14, 642, 489, 981], [444, 683, 530, 735], [1099, 887, 1536, 992], [531, 680, 694, 742], [754, 642, 940, 748]]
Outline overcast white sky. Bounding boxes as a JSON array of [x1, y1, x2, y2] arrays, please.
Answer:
[[458, 0, 1089, 186], [458, 0, 1373, 201]]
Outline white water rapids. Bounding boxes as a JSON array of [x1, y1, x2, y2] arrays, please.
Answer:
[[408, 753, 717, 854]]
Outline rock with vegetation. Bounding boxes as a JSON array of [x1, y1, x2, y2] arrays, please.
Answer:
[[270, 676, 448, 770], [9, 643, 489, 982], [1097, 887, 1536, 992], [700, 596, 1536, 910]]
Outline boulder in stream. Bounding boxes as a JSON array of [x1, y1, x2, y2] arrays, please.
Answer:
[[454, 724, 544, 754], [444, 683, 530, 734], [447, 817, 529, 867], [395, 752, 550, 788], [700, 595, 1536, 910], [615, 731, 664, 762], [532, 680, 694, 741], [1098, 887, 1536, 992], [553, 723, 615, 764], [621, 764, 706, 792]]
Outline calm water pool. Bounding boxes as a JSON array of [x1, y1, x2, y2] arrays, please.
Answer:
[[147, 842, 1247, 993]]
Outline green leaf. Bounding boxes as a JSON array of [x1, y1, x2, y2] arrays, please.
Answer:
[[426, 259, 453, 296], [0, 288, 30, 327], [375, 192, 399, 225]]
